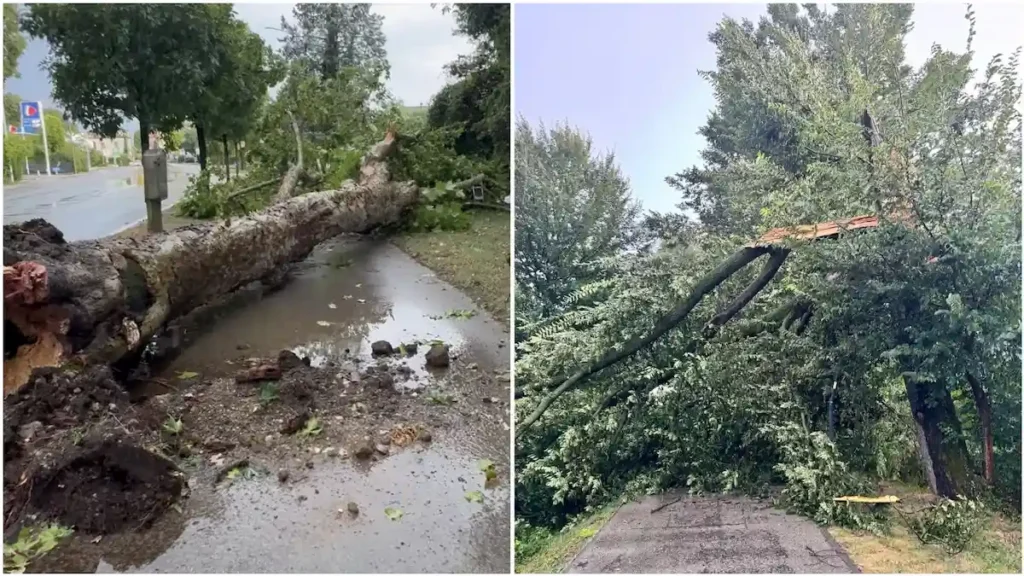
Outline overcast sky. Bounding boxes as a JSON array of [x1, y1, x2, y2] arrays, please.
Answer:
[[3, 3, 472, 129], [516, 2, 1024, 215]]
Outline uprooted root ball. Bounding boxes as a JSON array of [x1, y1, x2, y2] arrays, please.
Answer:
[[29, 441, 183, 534]]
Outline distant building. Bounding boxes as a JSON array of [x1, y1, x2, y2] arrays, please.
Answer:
[[82, 131, 133, 160]]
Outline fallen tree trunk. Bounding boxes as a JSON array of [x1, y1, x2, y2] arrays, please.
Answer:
[[516, 245, 787, 435], [3, 131, 418, 394]]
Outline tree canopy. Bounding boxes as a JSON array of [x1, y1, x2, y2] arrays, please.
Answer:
[[3, 4, 26, 81], [22, 4, 226, 145], [279, 3, 388, 81]]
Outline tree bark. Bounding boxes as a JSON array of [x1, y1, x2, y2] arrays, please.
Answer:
[[3, 133, 418, 395], [965, 370, 994, 485], [196, 123, 208, 172], [904, 374, 976, 498], [517, 246, 787, 435], [223, 135, 230, 182]]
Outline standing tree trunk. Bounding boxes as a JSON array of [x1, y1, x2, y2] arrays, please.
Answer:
[[966, 371, 995, 485], [196, 123, 208, 172], [236, 142, 243, 173], [222, 135, 230, 182], [904, 375, 977, 498]]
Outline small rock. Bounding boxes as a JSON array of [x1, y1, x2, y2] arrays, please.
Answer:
[[312, 447, 322, 455], [305, 461, 314, 470], [374, 373, 395, 390], [402, 342, 419, 355], [277, 349, 303, 372], [236, 343, 251, 351], [424, 344, 450, 368], [378, 434, 392, 446], [482, 397, 495, 404], [72, 387, 82, 394], [204, 439, 236, 453], [354, 444, 373, 459], [347, 502, 359, 515], [297, 495, 308, 503], [375, 444, 390, 455], [177, 444, 192, 457], [108, 403, 117, 411], [371, 340, 394, 356], [468, 363, 479, 370], [417, 429, 432, 443], [323, 447, 337, 458], [265, 434, 275, 444], [280, 411, 311, 435], [496, 372, 510, 383], [236, 364, 282, 383], [278, 469, 290, 483], [90, 402, 101, 412], [18, 421, 43, 441]]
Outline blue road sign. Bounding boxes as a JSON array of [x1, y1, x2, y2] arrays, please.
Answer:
[[20, 101, 42, 135]]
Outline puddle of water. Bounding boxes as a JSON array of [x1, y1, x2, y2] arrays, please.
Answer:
[[95, 447, 509, 573], [159, 238, 507, 384]]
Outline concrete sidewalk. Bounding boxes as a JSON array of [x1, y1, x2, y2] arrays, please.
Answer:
[[568, 494, 858, 574]]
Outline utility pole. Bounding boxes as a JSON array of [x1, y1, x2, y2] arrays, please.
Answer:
[[38, 102, 51, 176]]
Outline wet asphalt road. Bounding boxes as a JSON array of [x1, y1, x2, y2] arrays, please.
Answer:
[[568, 494, 857, 574], [2, 163, 199, 241]]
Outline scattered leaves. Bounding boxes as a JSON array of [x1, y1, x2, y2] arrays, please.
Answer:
[[464, 490, 485, 503], [384, 506, 404, 521], [299, 416, 323, 437], [177, 371, 199, 380], [3, 524, 73, 574]]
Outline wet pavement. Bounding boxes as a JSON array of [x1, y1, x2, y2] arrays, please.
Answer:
[[3, 164, 199, 241], [567, 494, 857, 574], [34, 238, 511, 573]]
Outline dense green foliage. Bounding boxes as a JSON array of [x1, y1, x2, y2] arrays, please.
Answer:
[[3, 4, 26, 81], [515, 118, 641, 320], [515, 4, 1020, 552], [279, 3, 388, 81], [418, 3, 511, 201], [179, 3, 508, 229]]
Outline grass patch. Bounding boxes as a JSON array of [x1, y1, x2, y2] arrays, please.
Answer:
[[393, 210, 509, 327], [516, 503, 618, 574], [828, 483, 1021, 573]]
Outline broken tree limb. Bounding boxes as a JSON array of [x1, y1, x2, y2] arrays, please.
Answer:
[[517, 246, 786, 435], [3, 132, 418, 395], [592, 249, 791, 420], [273, 110, 306, 203]]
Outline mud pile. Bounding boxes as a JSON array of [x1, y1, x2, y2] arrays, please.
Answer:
[[30, 442, 183, 534], [3, 366, 181, 536]]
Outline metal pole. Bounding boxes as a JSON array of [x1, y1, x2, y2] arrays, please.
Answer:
[[38, 102, 51, 175]]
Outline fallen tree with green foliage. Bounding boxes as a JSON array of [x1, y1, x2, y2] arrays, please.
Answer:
[[515, 4, 1021, 551]]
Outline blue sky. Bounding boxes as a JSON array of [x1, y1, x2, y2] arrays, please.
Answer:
[[515, 2, 1024, 215]]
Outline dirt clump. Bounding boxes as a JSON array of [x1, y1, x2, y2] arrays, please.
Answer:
[[29, 441, 183, 534], [4, 366, 129, 432]]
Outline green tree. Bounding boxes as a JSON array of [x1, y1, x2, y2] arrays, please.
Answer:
[[4, 92, 20, 128], [279, 3, 388, 81], [22, 4, 223, 149], [3, 4, 26, 80], [41, 110, 65, 155], [515, 117, 641, 319]]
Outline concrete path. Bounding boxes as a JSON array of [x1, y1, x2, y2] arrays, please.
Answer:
[[568, 494, 857, 574]]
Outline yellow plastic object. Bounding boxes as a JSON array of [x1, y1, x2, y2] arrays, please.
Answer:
[[833, 495, 900, 504]]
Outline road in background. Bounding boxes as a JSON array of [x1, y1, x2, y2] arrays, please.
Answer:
[[3, 163, 201, 241]]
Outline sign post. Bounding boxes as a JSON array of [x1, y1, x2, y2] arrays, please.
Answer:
[[20, 101, 51, 175], [142, 149, 169, 233]]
